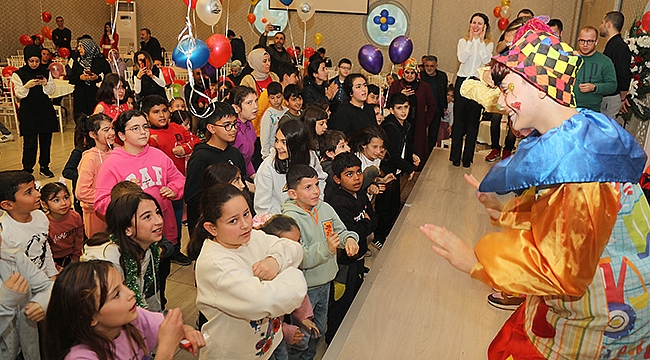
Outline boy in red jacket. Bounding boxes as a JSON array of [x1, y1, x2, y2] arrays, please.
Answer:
[[143, 94, 198, 266]]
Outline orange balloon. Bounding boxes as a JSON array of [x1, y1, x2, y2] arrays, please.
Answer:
[[247, 13, 256, 24], [106, 0, 116, 4], [262, 18, 268, 24]]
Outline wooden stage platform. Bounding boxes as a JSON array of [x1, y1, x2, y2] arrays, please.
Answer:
[[324, 148, 512, 359]]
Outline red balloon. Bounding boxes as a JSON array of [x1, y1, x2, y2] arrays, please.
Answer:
[[303, 47, 315, 59], [247, 13, 256, 24], [58, 47, 71, 58], [287, 47, 296, 58], [498, 17, 510, 31], [2, 66, 18, 77], [34, 34, 44, 44], [206, 34, 232, 69], [161, 67, 176, 86], [183, 0, 198, 9], [642, 11, 650, 31], [106, 0, 116, 4], [41, 26, 53, 40], [493, 6, 501, 18], [19, 34, 33, 46], [42, 11, 52, 23], [48, 62, 65, 78], [173, 79, 187, 86]]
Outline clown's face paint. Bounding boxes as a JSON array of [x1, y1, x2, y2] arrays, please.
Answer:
[[497, 74, 535, 137]]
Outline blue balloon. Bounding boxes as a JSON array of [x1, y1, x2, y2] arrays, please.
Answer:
[[172, 38, 210, 69], [279, 0, 293, 5], [358, 44, 383, 75], [389, 36, 413, 64], [202, 63, 216, 78]]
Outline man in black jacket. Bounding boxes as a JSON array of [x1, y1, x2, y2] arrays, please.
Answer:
[[420, 55, 448, 152], [228, 29, 247, 65], [52, 16, 72, 51], [140, 28, 163, 62], [259, 23, 292, 74], [599, 11, 632, 118]]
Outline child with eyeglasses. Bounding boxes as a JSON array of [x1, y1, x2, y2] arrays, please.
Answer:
[[94, 109, 186, 257], [184, 102, 249, 235]]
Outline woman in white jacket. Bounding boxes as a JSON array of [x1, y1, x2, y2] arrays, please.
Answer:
[[190, 183, 307, 359], [254, 120, 327, 215]]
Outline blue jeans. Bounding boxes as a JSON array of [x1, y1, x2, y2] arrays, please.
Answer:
[[172, 198, 184, 251], [288, 284, 329, 360], [270, 340, 289, 360]]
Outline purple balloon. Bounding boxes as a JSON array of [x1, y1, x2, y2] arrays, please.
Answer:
[[202, 63, 216, 78], [389, 36, 413, 64], [358, 44, 383, 75]]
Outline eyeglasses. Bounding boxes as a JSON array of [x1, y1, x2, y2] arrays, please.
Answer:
[[212, 122, 239, 132], [126, 124, 150, 134], [339, 66, 352, 71], [577, 39, 596, 45]]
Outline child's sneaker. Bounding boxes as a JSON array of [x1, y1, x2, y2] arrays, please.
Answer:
[[39, 167, 55, 178], [485, 148, 501, 162], [487, 292, 525, 310], [0, 134, 14, 142]]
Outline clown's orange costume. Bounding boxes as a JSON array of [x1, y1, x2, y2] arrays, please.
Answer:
[[424, 19, 650, 359]]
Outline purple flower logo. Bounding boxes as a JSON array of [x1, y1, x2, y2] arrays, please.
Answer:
[[373, 9, 395, 32]]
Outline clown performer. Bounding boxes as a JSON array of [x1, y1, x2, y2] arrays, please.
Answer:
[[420, 18, 650, 359]]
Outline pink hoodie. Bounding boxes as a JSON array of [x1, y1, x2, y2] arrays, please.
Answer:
[[94, 145, 185, 244]]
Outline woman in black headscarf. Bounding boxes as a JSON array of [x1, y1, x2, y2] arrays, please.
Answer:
[[69, 37, 111, 119], [11, 45, 58, 176]]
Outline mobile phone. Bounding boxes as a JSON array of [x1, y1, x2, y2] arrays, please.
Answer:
[[272, 25, 281, 31], [84, 70, 92, 75], [35, 75, 45, 80]]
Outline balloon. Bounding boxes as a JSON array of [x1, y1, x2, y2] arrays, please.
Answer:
[[41, 26, 53, 40], [262, 18, 268, 24], [19, 34, 33, 46], [206, 33, 232, 69], [279, 0, 293, 5], [287, 47, 296, 58], [303, 47, 315, 59], [48, 63, 64, 78], [642, 11, 650, 31], [34, 34, 44, 44], [42, 11, 52, 23], [202, 63, 216, 78], [388, 35, 413, 64], [501, 0, 510, 6], [500, 6, 511, 19], [161, 67, 176, 85], [358, 44, 383, 74], [172, 38, 210, 69], [498, 17, 510, 31], [314, 33, 323, 46], [183, 0, 198, 8], [493, 6, 501, 18], [106, 0, 116, 4], [247, 13, 256, 24], [58, 47, 70, 58], [196, 0, 223, 27], [298, 2, 315, 22], [2, 66, 18, 77], [250, 0, 259, 4], [173, 79, 187, 86], [171, 83, 183, 98]]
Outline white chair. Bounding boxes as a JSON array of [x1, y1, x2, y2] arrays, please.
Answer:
[[164, 52, 173, 67], [53, 105, 65, 133], [124, 69, 134, 90], [0, 77, 20, 135]]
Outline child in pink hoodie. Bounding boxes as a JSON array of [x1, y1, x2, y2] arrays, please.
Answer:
[[75, 113, 115, 237], [94, 109, 185, 246]]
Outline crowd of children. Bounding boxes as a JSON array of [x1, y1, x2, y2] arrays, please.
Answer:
[[0, 56, 430, 358]]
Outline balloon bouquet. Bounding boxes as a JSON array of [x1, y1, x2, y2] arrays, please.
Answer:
[[493, 0, 512, 31], [173, 0, 232, 116]]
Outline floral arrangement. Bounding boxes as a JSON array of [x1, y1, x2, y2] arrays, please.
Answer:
[[622, 14, 650, 122]]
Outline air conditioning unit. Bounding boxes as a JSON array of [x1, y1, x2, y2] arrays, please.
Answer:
[[116, 1, 137, 54]]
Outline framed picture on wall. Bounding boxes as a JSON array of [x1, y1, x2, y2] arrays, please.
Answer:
[[269, 0, 369, 15]]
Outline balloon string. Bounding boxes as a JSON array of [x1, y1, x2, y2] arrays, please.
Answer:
[[111, 2, 119, 37], [286, 6, 298, 66], [384, 64, 393, 110], [302, 20, 307, 66]]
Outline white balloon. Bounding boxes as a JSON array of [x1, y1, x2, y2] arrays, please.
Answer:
[[197, 0, 222, 26], [297, 2, 315, 22]]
